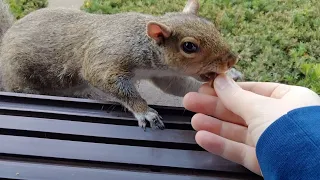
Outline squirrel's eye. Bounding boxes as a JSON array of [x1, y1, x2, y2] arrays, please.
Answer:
[[182, 42, 199, 54]]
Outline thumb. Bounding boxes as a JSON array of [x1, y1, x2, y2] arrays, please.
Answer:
[[213, 74, 268, 121]]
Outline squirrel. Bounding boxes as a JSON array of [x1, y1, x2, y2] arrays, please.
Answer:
[[0, 0, 243, 130]]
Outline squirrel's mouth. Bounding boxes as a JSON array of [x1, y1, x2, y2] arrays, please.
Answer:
[[200, 72, 218, 82]]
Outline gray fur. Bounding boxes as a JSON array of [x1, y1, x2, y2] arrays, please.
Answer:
[[0, 0, 14, 44], [0, 0, 243, 130]]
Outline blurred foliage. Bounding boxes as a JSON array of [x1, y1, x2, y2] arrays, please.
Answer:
[[6, 0, 48, 19], [82, 0, 318, 94]]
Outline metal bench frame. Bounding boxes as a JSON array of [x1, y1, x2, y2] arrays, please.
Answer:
[[0, 92, 262, 179]]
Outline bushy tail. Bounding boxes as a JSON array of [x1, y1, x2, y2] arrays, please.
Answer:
[[0, 0, 14, 43]]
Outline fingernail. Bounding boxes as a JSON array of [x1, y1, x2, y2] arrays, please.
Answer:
[[214, 74, 234, 90]]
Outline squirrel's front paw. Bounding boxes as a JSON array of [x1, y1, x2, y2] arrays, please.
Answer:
[[134, 108, 165, 131], [227, 68, 244, 81]]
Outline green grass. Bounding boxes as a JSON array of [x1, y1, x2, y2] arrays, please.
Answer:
[[6, 0, 48, 19], [4, 0, 319, 93], [81, 0, 320, 93]]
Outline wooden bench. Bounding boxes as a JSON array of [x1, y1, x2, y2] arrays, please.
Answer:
[[0, 92, 262, 180]]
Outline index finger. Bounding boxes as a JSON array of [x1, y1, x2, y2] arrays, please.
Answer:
[[200, 81, 285, 98], [183, 92, 246, 126], [237, 82, 284, 97]]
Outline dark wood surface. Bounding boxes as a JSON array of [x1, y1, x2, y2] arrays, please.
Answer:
[[0, 92, 262, 180]]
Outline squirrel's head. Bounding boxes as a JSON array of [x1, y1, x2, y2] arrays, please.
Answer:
[[146, 0, 239, 82]]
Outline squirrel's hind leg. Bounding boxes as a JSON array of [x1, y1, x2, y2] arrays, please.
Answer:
[[4, 86, 41, 95], [1, 75, 41, 95]]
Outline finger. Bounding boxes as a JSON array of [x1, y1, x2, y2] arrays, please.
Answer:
[[237, 82, 288, 98], [198, 83, 217, 96], [192, 113, 254, 146], [199, 81, 282, 97], [195, 131, 261, 175], [214, 74, 270, 120], [201, 81, 288, 98], [183, 92, 246, 126]]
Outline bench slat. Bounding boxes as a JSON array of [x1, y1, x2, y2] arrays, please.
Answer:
[[0, 99, 192, 125], [0, 115, 197, 145], [0, 91, 193, 117], [0, 135, 249, 173], [0, 160, 246, 180]]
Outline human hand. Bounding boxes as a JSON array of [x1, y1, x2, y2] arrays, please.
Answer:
[[183, 74, 320, 175]]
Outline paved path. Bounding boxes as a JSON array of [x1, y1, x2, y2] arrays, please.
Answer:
[[47, 0, 184, 107]]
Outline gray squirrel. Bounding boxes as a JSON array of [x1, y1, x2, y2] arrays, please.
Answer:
[[0, 0, 243, 130]]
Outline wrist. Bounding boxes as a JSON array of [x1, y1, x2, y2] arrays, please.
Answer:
[[256, 106, 320, 179]]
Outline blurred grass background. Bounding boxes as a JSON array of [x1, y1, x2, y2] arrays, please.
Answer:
[[81, 0, 320, 93], [6, 0, 48, 19], [6, 0, 320, 93]]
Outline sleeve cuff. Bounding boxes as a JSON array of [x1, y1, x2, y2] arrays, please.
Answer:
[[256, 106, 320, 179]]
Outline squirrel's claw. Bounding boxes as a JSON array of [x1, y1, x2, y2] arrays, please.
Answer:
[[151, 118, 165, 130], [138, 119, 148, 131], [135, 108, 165, 131]]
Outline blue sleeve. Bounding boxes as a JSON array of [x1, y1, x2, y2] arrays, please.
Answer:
[[256, 106, 320, 180]]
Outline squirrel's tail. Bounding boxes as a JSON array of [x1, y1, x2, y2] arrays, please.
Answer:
[[0, 0, 14, 43]]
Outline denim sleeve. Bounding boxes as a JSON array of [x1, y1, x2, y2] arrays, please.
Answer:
[[256, 106, 320, 180]]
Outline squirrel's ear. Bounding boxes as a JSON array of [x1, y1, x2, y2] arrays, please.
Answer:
[[183, 0, 199, 15], [146, 21, 172, 44]]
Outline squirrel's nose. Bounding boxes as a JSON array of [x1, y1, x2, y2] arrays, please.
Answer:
[[226, 52, 239, 68]]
